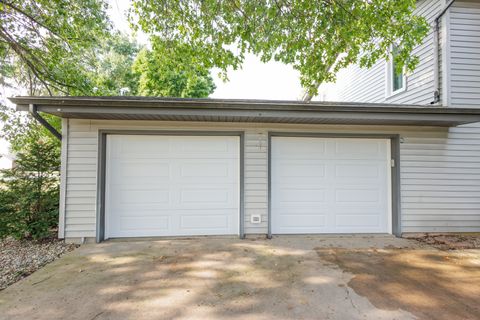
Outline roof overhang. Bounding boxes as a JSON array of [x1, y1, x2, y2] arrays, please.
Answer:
[[9, 96, 480, 127]]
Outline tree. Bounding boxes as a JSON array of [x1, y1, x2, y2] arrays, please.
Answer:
[[129, 0, 429, 100], [0, 0, 111, 95], [0, 135, 60, 240], [132, 38, 216, 98], [90, 33, 141, 96], [0, 103, 60, 152]]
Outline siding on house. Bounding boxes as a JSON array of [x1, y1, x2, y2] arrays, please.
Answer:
[[62, 119, 480, 240], [321, 0, 442, 105], [449, 0, 480, 107]]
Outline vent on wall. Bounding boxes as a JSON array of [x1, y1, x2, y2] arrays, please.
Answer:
[[250, 214, 262, 224]]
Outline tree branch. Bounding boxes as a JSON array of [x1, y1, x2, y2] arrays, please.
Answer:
[[0, 0, 70, 46], [0, 26, 56, 95]]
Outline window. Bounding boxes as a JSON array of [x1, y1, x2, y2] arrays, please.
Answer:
[[386, 45, 406, 97]]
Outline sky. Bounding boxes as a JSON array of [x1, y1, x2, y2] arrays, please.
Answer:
[[108, 0, 305, 100]]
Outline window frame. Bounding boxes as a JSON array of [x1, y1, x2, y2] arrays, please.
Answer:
[[386, 45, 407, 98]]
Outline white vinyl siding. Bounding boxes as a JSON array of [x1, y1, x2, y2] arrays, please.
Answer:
[[449, 0, 480, 107], [320, 0, 442, 105], [63, 119, 480, 240]]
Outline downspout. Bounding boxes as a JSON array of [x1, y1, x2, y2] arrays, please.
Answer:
[[29, 104, 62, 140], [432, 0, 456, 104]]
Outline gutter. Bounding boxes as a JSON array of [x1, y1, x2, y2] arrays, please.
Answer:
[[432, 0, 456, 104], [29, 104, 62, 140]]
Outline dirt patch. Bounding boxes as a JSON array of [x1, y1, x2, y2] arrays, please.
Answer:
[[316, 247, 480, 320], [405, 233, 480, 250], [0, 237, 78, 290]]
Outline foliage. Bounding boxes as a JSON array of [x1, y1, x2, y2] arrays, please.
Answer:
[[132, 38, 216, 98], [0, 103, 60, 152], [0, 0, 111, 95], [90, 33, 141, 96], [0, 136, 60, 240], [129, 0, 429, 99]]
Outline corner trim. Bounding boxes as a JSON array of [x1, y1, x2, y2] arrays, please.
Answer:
[[441, 0, 452, 106], [96, 130, 245, 242], [267, 132, 402, 238], [58, 118, 68, 239]]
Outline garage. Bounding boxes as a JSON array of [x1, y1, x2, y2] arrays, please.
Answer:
[[104, 134, 240, 239], [271, 136, 391, 234]]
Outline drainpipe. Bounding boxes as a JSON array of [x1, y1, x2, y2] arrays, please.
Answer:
[[29, 104, 62, 140], [432, 0, 456, 104]]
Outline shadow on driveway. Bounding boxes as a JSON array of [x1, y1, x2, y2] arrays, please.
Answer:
[[0, 236, 478, 320]]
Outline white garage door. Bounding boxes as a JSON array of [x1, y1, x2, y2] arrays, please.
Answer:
[[105, 135, 240, 238], [271, 137, 391, 234]]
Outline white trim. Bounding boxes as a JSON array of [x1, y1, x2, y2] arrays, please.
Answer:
[[58, 118, 68, 239], [441, 0, 452, 107], [104, 135, 112, 240], [385, 50, 407, 99], [386, 139, 393, 234]]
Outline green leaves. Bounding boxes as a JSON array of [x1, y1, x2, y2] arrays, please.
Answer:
[[0, 138, 60, 240], [132, 38, 216, 98], [130, 0, 429, 99], [0, 0, 111, 95], [89, 33, 141, 96]]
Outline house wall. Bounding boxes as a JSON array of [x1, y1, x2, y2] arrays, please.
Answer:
[[449, 0, 480, 107], [320, 0, 442, 105], [310, 0, 480, 238], [62, 118, 480, 241], [320, 0, 480, 109]]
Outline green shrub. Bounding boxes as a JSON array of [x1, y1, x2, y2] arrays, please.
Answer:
[[0, 139, 60, 240]]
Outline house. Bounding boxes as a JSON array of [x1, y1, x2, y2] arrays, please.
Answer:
[[319, 0, 479, 107], [9, 96, 480, 243], [316, 0, 480, 236]]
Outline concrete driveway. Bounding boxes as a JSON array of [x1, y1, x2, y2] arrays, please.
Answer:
[[0, 236, 479, 320]]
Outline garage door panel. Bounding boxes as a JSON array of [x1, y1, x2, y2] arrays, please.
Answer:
[[115, 161, 171, 178], [272, 137, 391, 234], [275, 214, 327, 229], [274, 189, 327, 203], [272, 138, 327, 158], [180, 162, 230, 178], [335, 188, 381, 203], [334, 139, 383, 159], [115, 189, 171, 204], [273, 161, 326, 178], [179, 214, 232, 230], [335, 214, 381, 227], [119, 216, 170, 231], [175, 137, 231, 153], [180, 188, 233, 204], [105, 135, 240, 238], [335, 163, 382, 178], [114, 137, 170, 157], [111, 211, 237, 237]]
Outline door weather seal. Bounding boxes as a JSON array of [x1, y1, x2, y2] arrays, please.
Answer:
[[29, 104, 62, 140]]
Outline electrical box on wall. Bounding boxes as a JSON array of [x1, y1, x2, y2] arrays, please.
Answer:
[[250, 214, 262, 224]]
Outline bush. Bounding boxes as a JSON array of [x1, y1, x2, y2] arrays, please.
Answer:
[[0, 139, 60, 240]]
